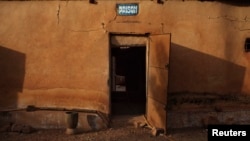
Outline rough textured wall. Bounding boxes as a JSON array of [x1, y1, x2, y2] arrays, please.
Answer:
[[0, 0, 250, 128], [166, 1, 250, 95], [0, 1, 110, 113]]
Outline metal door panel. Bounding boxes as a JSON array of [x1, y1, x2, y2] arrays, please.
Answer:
[[147, 34, 170, 133]]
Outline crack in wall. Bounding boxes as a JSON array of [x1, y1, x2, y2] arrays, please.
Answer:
[[107, 14, 117, 24], [239, 28, 250, 31], [71, 14, 118, 33], [101, 22, 108, 33], [208, 15, 250, 22], [67, 27, 104, 33], [208, 15, 250, 31], [57, 4, 61, 25], [161, 23, 164, 34]]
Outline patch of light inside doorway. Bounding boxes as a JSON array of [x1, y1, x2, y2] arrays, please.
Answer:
[[120, 46, 130, 49]]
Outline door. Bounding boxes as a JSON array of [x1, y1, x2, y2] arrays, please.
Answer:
[[146, 34, 170, 133]]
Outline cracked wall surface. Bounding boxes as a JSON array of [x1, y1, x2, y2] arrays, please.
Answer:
[[0, 0, 250, 129]]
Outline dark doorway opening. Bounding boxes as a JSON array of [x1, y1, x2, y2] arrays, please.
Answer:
[[111, 46, 146, 115]]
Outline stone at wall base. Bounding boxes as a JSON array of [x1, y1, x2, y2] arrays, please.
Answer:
[[65, 128, 77, 135], [151, 127, 164, 136]]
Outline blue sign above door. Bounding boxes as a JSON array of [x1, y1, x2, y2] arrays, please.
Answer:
[[117, 3, 139, 16]]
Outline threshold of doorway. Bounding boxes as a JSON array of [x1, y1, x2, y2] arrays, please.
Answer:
[[110, 115, 149, 129]]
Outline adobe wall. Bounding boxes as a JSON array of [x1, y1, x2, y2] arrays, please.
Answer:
[[0, 0, 250, 129]]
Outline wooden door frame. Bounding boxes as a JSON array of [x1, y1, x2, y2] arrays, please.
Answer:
[[108, 33, 170, 133], [108, 33, 148, 116]]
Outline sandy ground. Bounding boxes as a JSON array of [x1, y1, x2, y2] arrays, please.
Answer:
[[0, 127, 208, 141], [0, 115, 208, 141]]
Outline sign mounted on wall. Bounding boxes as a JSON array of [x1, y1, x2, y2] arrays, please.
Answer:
[[117, 3, 139, 16]]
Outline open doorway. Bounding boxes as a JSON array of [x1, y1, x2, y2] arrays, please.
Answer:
[[109, 33, 170, 132], [110, 46, 146, 115]]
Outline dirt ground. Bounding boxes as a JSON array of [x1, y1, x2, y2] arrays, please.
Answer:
[[0, 115, 208, 141]]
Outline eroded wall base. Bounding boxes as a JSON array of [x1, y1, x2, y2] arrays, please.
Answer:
[[168, 110, 250, 129], [167, 93, 250, 129], [0, 110, 108, 132]]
